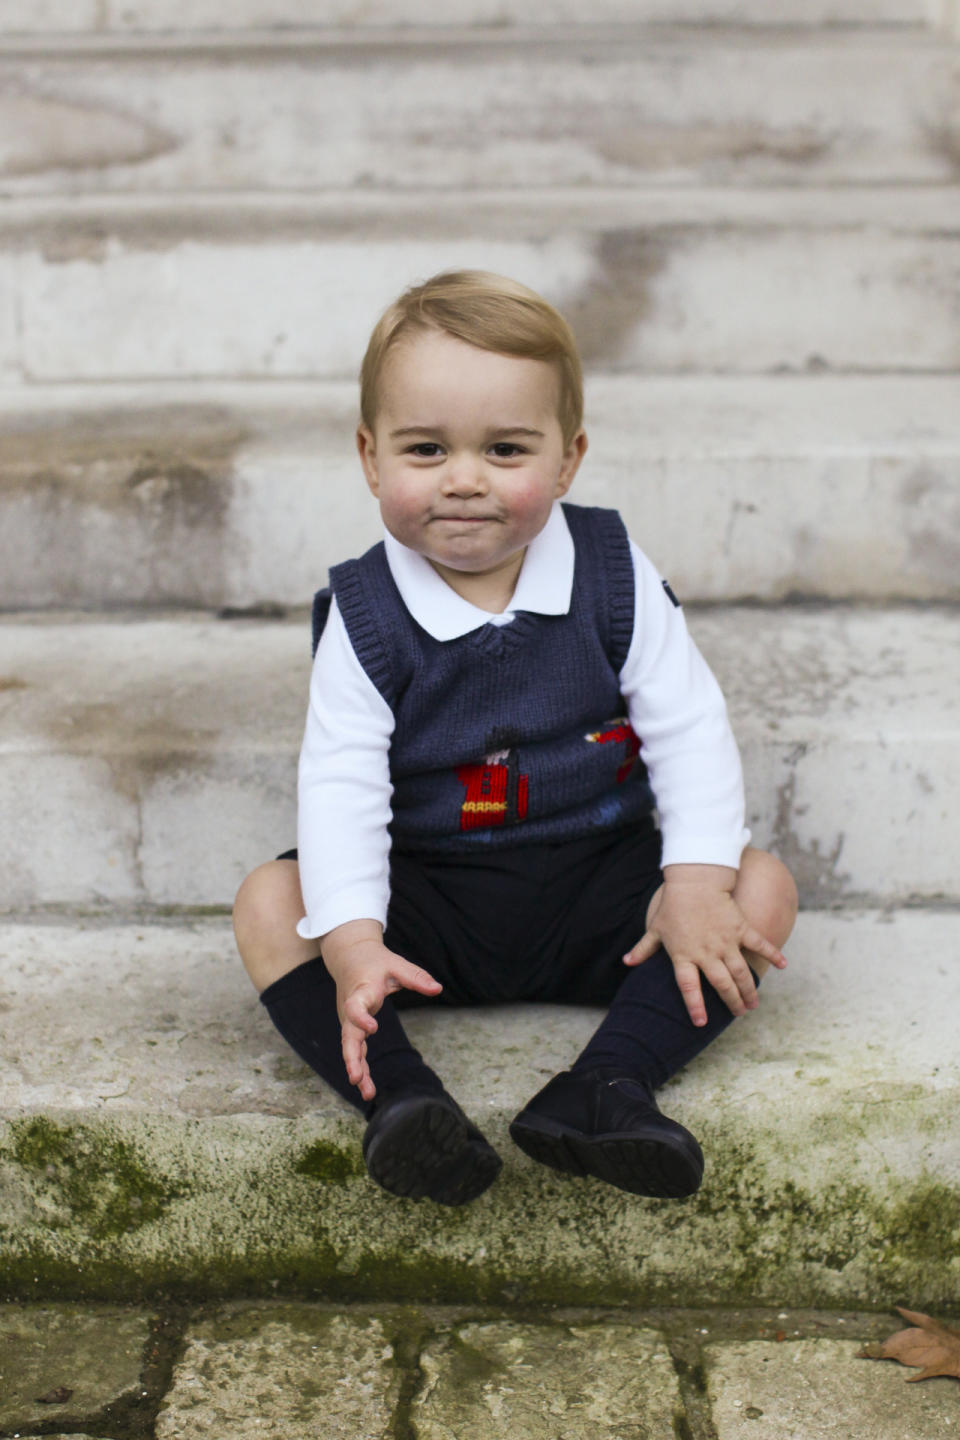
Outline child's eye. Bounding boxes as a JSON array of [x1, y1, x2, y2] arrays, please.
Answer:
[[407, 442, 444, 457], [489, 442, 526, 458]]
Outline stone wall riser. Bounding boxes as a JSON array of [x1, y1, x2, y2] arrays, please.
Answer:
[[2, 378, 959, 606], [0, 38, 958, 194]]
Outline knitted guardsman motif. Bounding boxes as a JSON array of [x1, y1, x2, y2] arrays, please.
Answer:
[[313, 503, 656, 852], [585, 718, 641, 785], [457, 749, 530, 831]]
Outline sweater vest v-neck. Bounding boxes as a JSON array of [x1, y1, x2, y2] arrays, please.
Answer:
[[313, 503, 656, 852]]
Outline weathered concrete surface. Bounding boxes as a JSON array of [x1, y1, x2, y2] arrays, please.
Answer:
[[6, 189, 960, 382], [412, 1320, 680, 1437], [1, 33, 958, 195], [0, 608, 953, 909], [1, 910, 958, 1306], [707, 1339, 960, 1438], [155, 1308, 400, 1438], [0, 0, 933, 33], [2, 375, 959, 608], [0, 1303, 151, 1430]]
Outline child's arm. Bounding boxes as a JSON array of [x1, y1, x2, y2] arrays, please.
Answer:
[[623, 863, 787, 1026], [297, 597, 438, 1097], [619, 542, 786, 1020], [320, 919, 442, 1100]]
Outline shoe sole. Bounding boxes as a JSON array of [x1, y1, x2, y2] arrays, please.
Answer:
[[509, 1112, 704, 1198], [364, 1096, 502, 1206]]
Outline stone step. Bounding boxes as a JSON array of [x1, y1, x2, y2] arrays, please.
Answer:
[[0, 606, 954, 912], [3, 189, 960, 387], [1, 376, 959, 610], [0, 0, 934, 35], [1, 908, 957, 1307], [0, 32, 957, 195]]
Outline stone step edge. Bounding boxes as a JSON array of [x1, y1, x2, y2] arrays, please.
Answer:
[[0, 22, 939, 57], [2, 909, 958, 1309], [2, 187, 959, 239], [4, 374, 960, 454]]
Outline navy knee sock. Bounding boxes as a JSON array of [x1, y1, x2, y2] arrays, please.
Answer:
[[259, 956, 444, 1117], [571, 947, 755, 1090]]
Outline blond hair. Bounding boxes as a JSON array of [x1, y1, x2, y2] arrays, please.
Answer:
[[359, 270, 584, 446]]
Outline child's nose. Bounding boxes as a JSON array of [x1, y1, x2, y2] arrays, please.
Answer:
[[442, 456, 488, 494]]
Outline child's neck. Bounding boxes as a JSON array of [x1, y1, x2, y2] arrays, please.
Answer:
[[428, 551, 525, 614]]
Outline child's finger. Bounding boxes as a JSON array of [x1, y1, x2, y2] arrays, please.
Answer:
[[391, 959, 443, 996], [623, 930, 661, 966], [743, 926, 788, 969], [342, 990, 380, 1034], [672, 960, 707, 1027]]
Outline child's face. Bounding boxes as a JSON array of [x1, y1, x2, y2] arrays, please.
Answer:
[[357, 329, 586, 603]]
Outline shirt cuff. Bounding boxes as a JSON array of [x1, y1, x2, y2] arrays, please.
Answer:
[[295, 885, 388, 941], [659, 828, 752, 872]]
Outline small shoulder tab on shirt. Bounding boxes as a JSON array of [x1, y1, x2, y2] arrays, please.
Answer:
[[662, 579, 681, 609]]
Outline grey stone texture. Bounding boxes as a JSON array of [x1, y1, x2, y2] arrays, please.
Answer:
[[0, 0, 935, 32], [0, 1304, 151, 1430], [707, 1339, 960, 1438], [0, 607, 954, 910], [155, 1307, 400, 1439], [1, 375, 958, 610], [1, 34, 958, 196], [1, 911, 958, 1307], [3, 1304, 956, 1440], [5, 190, 960, 387], [412, 1320, 681, 1437]]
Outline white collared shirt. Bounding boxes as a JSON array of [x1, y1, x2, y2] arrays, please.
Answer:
[[296, 503, 749, 939]]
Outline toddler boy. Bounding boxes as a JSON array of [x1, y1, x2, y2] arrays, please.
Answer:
[[234, 270, 797, 1207]]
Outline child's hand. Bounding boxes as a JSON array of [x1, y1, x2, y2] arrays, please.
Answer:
[[320, 920, 442, 1101], [623, 865, 786, 1027]]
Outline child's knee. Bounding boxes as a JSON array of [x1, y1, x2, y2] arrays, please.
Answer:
[[736, 848, 799, 948], [233, 860, 309, 985]]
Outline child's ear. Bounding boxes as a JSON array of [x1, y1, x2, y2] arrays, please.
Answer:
[[555, 428, 588, 497], [356, 424, 380, 496]]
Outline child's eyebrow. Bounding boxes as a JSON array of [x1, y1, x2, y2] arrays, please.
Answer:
[[387, 426, 546, 440]]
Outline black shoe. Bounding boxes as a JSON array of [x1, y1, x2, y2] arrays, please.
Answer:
[[362, 1088, 502, 1206], [509, 1067, 704, 1198]]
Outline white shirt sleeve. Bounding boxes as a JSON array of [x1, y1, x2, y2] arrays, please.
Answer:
[[620, 540, 750, 871], [295, 595, 394, 939]]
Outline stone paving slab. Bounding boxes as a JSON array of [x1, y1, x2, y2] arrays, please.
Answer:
[[0, 606, 954, 909], [155, 1307, 400, 1439], [2, 375, 958, 609], [706, 1338, 960, 1438], [0, 1303, 151, 1431], [1, 911, 958, 1307], [3, 1304, 955, 1440], [412, 1320, 680, 1437]]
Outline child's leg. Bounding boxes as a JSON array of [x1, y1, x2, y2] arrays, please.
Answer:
[[511, 848, 798, 1196], [233, 859, 501, 1204], [571, 848, 798, 1083]]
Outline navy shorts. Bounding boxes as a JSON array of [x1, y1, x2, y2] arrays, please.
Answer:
[[278, 822, 664, 1008]]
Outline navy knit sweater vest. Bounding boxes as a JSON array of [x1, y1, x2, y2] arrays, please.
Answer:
[[312, 503, 655, 852]]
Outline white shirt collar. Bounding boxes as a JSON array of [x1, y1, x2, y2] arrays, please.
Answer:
[[382, 501, 575, 641]]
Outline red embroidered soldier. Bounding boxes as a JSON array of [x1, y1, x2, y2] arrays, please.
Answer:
[[457, 749, 530, 831], [585, 717, 641, 784]]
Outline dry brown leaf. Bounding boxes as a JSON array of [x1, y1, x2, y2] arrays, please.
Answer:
[[858, 1307, 960, 1382]]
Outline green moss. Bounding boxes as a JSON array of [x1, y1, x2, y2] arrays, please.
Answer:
[[882, 1179, 960, 1262], [9, 1116, 188, 1239], [294, 1138, 366, 1185]]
